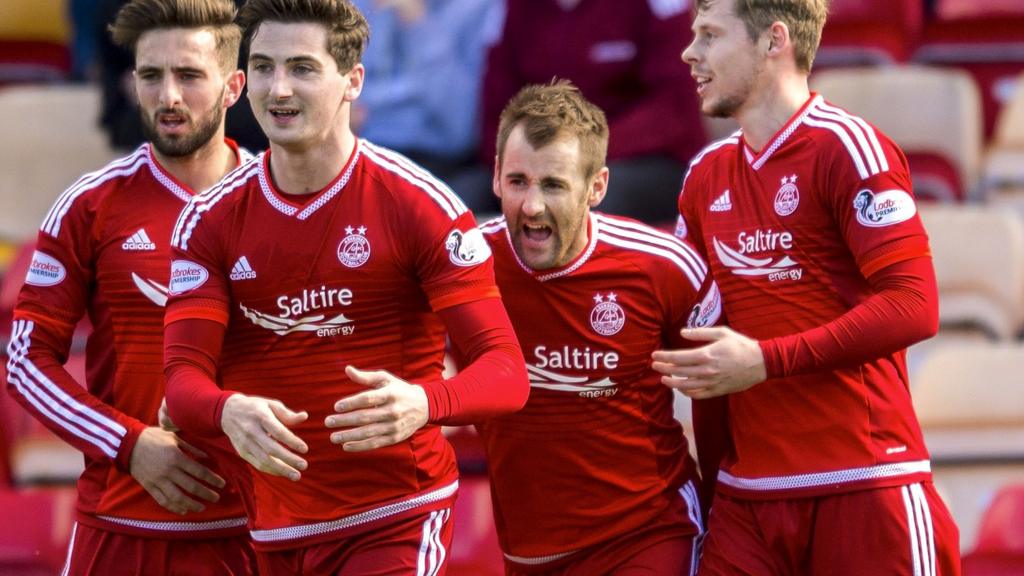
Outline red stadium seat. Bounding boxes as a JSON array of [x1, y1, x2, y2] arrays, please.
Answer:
[[816, 0, 922, 67], [448, 475, 503, 576], [962, 484, 1024, 575], [0, 486, 76, 575], [913, 0, 1024, 139]]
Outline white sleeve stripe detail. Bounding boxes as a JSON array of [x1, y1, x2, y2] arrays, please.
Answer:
[[9, 321, 127, 439], [807, 107, 883, 176], [801, 116, 871, 180], [682, 136, 740, 188], [363, 141, 468, 213], [478, 217, 506, 234], [6, 321, 123, 458], [598, 232, 702, 290], [816, 101, 889, 172], [172, 164, 260, 250], [596, 215, 708, 276], [42, 151, 149, 237], [361, 143, 466, 219]]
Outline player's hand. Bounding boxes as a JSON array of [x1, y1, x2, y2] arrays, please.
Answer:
[[220, 394, 309, 481], [325, 366, 429, 452], [651, 326, 767, 399], [129, 427, 225, 515], [158, 397, 178, 432]]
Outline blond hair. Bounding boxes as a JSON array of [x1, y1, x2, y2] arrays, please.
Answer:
[[696, 0, 829, 72]]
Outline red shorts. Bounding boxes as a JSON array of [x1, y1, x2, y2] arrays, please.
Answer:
[[256, 507, 454, 576], [699, 482, 961, 575], [504, 487, 703, 576], [61, 522, 255, 576]]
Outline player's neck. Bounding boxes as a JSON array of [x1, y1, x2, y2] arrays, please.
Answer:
[[267, 128, 356, 195], [151, 132, 235, 193], [735, 75, 810, 153]]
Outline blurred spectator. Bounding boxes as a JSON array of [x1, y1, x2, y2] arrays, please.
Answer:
[[477, 0, 706, 222], [94, 0, 267, 152], [352, 0, 501, 192]]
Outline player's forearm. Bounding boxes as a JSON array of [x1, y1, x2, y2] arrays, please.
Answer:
[[7, 313, 146, 470], [759, 257, 938, 378], [163, 318, 234, 437], [427, 299, 529, 425]]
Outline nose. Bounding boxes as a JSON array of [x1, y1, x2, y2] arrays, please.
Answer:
[[682, 38, 698, 65], [270, 68, 293, 100], [522, 186, 545, 217], [159, 76, 183, 108]]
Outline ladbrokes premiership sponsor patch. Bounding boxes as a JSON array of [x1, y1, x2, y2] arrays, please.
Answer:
[[853, 189, 916, 228], [169, 260, 209, 295], [25, 251, 66, 287]]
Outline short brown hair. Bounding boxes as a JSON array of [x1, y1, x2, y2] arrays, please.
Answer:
[[496, 80, 609, 181], [237, 0, 369, 72], [109, 0, 241, 74], [696, 0, 829, 73]]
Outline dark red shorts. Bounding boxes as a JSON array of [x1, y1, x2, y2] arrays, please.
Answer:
[[62, 522, 255, 576], [699, 482, 961, 575], [256, 507, 454, 576]]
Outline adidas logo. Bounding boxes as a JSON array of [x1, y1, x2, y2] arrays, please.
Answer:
[[710, 190, 732, 212], [122, 228, 156, 250], [230, 256, 257, 281]]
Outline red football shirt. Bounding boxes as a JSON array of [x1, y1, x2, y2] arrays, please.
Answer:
[[6, 142, 250, 536], [166, 140, 502, 549], [677, 94, 934, 499], [477, 212, 721, 560]]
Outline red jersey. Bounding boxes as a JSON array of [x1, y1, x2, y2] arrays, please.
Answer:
[[477, 212, 721, 560], [5, 142, 250, 537], [677, 94, 934, 499], [166, 140, 502, 549]]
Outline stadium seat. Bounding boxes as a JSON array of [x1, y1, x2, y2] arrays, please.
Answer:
[[0, 0, 71, 84], [962, 484, 1024, 575], [913, 0, 1024, 139], [917, 204, 1024, 339], [811, 66, 984, 201], [0, 85, 117, 243], [815, 0, 922, 67], [912, 343, 1024, 551], [982, 71, 1024, 198], [0, 486, 75, 575], [448, 475, 503, 576]]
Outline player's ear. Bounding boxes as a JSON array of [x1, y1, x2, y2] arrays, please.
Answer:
[[223, 69, 246, 109], [765, 21, 789, 58], [343, 63, 365, 102], [492, 155, 503, 199], [587, 167, 609, 208]]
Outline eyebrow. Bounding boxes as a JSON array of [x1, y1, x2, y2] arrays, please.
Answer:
[[249, 53, 321, 66], [136, 65, 206, 75]]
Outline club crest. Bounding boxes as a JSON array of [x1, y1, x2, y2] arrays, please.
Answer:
[[774, 175, 800, 216], [338, 225, 371, 268], [590, 293, 625, 336]]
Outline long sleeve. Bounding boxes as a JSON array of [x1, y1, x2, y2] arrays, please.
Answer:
[[759, 256, 938, 378], [423, 297, 528, 425], [163, 317, 234, 437]]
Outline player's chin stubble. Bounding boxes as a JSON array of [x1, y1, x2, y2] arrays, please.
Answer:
[[142, 99, 223, 158]]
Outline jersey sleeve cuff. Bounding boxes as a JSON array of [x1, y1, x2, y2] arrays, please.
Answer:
[[759, 338, 785, 380], [164, 302, 230, 327], [114, 419, 148, 473]]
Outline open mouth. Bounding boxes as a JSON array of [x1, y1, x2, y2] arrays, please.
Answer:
[[157, 112, 187, 129], [269, 108, 299, 120], [522, 223, 553, 243]]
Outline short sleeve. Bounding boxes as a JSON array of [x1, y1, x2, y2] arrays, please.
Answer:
[[165, 198, 231, 325]]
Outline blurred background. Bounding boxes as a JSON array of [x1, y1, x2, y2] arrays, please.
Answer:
[[0, 0, 1023, 574]]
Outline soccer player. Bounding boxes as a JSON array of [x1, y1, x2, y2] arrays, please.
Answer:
[[652, 0, 961, 574], [4, 0, 255, 574], [476, 81, 723, 575], [161, 0, 530, 573]]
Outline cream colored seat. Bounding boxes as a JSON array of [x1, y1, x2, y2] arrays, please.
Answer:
[[982, 71, 1024, 200], [912, 342, 1024, 550], [918, 203, 1024, 339], [811, 65, 983, 201], [0, 84, 118, 242]]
